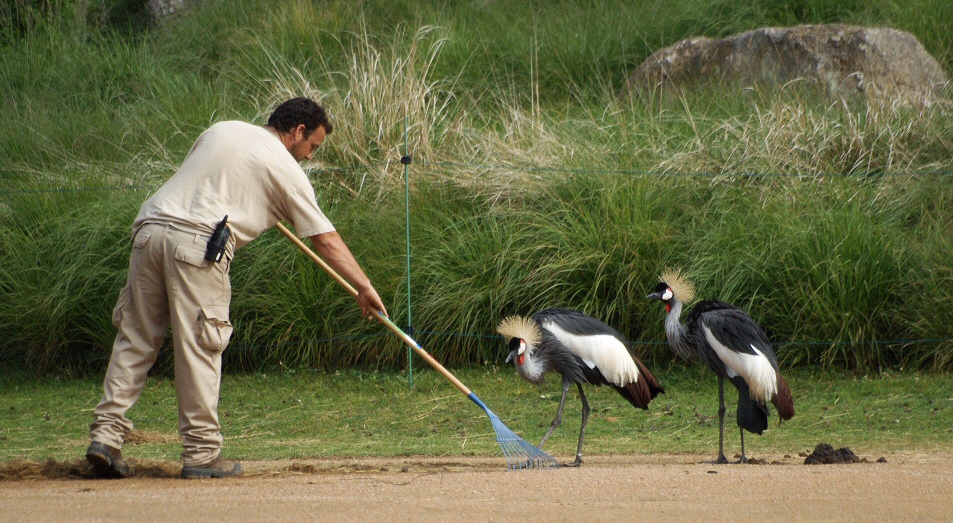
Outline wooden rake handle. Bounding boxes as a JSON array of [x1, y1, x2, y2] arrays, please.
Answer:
[[274, 222, 472, 396]]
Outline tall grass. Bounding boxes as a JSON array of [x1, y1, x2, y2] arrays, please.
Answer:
[[1, 0, 952, 374], [0, 175, 137, 371]]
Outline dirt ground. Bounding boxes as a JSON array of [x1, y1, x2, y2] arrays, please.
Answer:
[[1, 451, 952, 522]]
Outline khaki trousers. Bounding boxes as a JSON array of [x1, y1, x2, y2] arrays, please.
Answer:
[[90, 223, 234, 466]]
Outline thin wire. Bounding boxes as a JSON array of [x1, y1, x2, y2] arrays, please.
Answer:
[[227, 332, 389, 352], [229, 332, 953, 351], [3, 161, 953, 196]]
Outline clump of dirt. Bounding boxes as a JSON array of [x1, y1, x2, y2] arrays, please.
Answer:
[[0, 458, 87, 481], [803, 443, 887, 465], [0, 431, 181, 481], [0, 458, 181, 481], [0, 456, 498, 481]]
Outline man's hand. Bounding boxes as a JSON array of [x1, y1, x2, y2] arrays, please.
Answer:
[[356, 284, 388, 321]]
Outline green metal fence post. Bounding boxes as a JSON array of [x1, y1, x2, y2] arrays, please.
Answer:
[[403, 115, 413, 389]]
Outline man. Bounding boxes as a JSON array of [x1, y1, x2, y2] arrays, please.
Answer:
[[86, 97, 387, 479]]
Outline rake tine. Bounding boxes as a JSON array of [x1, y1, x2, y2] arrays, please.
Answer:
[[276, 223, 558, 470], [468, 394, 560, 470]]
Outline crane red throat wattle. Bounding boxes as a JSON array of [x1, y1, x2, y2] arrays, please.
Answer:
[[517, 353, 526, 365]]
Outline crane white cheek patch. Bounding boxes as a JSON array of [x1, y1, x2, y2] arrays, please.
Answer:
[[518, 348, 545, 382], [543, 323, 639, 387], [702, 325, 778, 403]]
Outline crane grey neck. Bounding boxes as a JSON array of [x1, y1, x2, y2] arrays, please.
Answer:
[[665, 299, 694, 360], [517, 347, 547, 384]]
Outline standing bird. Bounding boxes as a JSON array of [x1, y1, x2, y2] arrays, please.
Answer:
[[647, 269, 795, 464], [497, 308, 664, 467]]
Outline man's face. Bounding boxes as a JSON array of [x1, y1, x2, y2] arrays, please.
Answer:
[[287, 125, 327, 163]]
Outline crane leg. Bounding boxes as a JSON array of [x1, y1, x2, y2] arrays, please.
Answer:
[[738, 427, 748, 464], [567, 382, 589, 467], [716, 376, 729, 464], [538, 379, 571, 449]]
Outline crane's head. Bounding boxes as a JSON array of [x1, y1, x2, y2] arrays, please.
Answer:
[[647, 268, 695, 313], [496, 315, 542, 367], [506, 337, 529, 365]]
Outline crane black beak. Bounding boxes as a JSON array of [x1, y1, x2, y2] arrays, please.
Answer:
[[505, 349, 518, 364], [647, 291, 662, 300]]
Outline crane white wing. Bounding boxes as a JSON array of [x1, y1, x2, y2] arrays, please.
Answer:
[[542, 322, 639, 387], [702, 325, 778, 403]]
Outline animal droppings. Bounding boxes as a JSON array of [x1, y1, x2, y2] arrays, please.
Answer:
[[803, 443, 883, 464]]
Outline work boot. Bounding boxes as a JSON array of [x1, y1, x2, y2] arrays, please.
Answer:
[[86, 441, 133, 479], [180, 456, 243, 479]]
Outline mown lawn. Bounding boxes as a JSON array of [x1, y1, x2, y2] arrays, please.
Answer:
[[2, 365, 950, 465]]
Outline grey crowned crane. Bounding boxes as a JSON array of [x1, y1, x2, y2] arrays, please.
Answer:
[[497, 308, 664, 467], [647, 269, 794, 464]]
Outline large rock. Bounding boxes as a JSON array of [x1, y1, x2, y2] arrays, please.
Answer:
[[148, 0, 191, 20], [622, 25, 949, 105]]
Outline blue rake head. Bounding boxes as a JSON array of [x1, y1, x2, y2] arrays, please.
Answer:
[[468, 393, 559, 470]]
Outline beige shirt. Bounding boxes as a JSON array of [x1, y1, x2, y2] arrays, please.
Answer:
[[134, 121, 335, 250]]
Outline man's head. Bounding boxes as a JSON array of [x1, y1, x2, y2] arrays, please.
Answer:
[[267, 98, 333, 162], [267, 97, 333, 136]]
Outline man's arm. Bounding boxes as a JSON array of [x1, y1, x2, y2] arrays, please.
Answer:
[[309, 231, 388, 320]]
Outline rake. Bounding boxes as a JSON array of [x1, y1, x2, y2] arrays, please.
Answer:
[[275, 222, 558, 470]]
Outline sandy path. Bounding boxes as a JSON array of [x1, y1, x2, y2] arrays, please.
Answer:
[[1, 452, 951, 522]]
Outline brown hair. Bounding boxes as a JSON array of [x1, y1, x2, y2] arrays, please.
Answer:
[[267, 97, 333, 136]]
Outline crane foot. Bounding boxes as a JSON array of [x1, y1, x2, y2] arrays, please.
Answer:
[[561, 456, 583, 467]]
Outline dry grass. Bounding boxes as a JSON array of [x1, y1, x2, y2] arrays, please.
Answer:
[[649, 89, 948, 176], [232, 25, 460, 196]]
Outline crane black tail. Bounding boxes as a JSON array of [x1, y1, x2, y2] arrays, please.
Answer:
[[732, 376, 768, 435]]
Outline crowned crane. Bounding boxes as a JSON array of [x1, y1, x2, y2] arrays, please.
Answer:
[[497, 308, 664, 467], [647, 269, 795, 464]]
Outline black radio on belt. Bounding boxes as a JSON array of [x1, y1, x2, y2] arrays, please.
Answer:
[[205, 215, 231, 262]]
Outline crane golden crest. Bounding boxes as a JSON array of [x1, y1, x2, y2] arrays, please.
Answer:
[[496, 315, 542, 348], [659, 268, 696, 304]]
